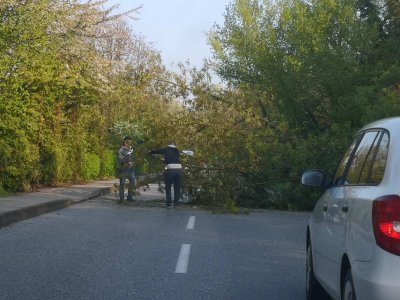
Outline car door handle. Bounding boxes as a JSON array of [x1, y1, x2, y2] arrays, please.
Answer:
[[323, 205, 328, 211], [341, 206, 349, 213]]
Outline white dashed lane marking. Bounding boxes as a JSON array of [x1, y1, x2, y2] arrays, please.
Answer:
[[175, 244, 191, 274], [186, 216, 196, 229]]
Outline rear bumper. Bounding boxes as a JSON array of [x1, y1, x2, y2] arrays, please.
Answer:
[[353, 247, 400, 300]]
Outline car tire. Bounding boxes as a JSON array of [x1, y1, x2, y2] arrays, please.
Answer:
[[306, 244, 329, 300], [342, 269, 356, 300]]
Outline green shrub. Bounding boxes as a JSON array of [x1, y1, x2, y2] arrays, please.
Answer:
[[82, 153, 101, 180], [39, 145, 58, 186], [100, 150, 117, 178], [0, 131, 40, 192]]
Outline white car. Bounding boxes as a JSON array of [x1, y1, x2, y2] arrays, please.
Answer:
[[302, 117, 400, 300]]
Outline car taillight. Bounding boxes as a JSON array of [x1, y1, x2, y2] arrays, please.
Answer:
[[372, 195, 400, 256]]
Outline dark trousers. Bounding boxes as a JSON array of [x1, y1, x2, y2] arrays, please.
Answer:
[[164, 169, 182, 205], [119, 168, 135, 201]]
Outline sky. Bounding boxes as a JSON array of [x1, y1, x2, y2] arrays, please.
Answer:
[[106, 0, 233, 72]]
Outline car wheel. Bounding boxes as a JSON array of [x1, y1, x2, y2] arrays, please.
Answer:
[[342, 269, 356, 300], [306, 244, 329, 300]]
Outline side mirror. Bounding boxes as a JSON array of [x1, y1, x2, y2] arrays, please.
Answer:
[[301, 169, 327, 188], [181, 150, 194, 156]]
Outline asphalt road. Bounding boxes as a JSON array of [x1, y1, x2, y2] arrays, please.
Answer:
[[0, 195, 311, 300]]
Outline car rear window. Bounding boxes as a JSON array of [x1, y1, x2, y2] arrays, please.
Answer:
[[369, 132, 389, 184], [333, 130, 389, 186], [346, 131, 380, 184]]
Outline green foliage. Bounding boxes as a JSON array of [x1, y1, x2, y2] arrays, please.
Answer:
[[1, 0, 399, 213], [109, 120, 145, 146], [39, 144, 58, 186], [197, 0, 400, 210], [184, 168, 240, 207], [82, 153, 101, 181], [0, 184, 11, 197], [0, 0, 160, 192], [0, 132, 40, 192], [100, 150, 117, 178]]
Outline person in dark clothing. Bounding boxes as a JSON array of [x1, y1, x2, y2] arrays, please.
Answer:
[[150, 141, 182, 208], [117, 136, 136, 203]]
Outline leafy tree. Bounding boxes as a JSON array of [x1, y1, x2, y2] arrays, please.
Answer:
[[1, 0, 398, 213], [205, 0, 400, 209], [0, 0, 157, 191]]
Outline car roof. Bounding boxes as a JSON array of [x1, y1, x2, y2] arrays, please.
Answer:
[[359, 117, 400, 133]]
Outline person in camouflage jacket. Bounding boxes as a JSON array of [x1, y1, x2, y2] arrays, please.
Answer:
[[117, 136, 136, 203]]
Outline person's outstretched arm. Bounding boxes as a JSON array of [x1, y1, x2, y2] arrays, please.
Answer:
[[150, 148, 166, 155]]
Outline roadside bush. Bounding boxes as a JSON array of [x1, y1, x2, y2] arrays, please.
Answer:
[[100, 150, 117, 178], [82, 153, 101, 180], [0, 183, 9, 196], [0, 132, 40, 192], [39, 144, 58, 186]]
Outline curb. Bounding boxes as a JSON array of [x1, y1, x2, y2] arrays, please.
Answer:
[[0, 186, 112, 229]]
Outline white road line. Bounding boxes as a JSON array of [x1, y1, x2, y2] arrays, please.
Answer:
[[175, 244, 191, 274], [186, 216, 196, 229]]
